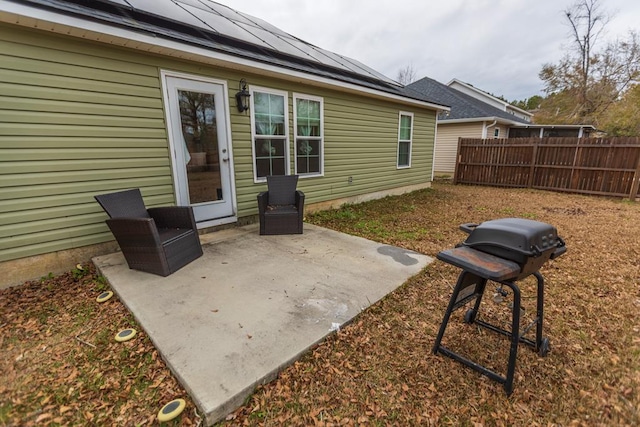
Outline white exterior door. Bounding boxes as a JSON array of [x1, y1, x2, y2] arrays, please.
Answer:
[[162, 72, 235, 224]]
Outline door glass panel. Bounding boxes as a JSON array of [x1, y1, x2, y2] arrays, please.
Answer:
[[178, 90, 222, 204]]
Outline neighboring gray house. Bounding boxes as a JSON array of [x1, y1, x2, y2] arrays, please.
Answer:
[[406, 77, 594, 176], [0, 0, 449, 287]]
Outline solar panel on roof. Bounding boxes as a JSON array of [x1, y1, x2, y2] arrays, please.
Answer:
[[233, 12, 291, 38], [192, 0, 262, 27], [102, 0, 132, 7], [177, 2, 269, 46], [125, 0, 218, 33], [233, 22, 328, 64], [336, 53, 399, 85], [100, 0, 398, 87]]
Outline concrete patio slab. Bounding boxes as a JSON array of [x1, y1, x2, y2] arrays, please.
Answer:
[[93, 223, 432, 425]]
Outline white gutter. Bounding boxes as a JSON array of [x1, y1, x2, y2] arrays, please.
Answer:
[[431, 112, 439, 181], [0, 2, 449, 112]]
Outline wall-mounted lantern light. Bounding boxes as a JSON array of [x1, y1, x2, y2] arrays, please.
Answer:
[[235, 78, 251, 113]]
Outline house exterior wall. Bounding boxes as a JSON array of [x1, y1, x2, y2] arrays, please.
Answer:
[[504, 106, 531, 122], [0, 24, 436, 280], [434, 122, 483, 175], [490, 124, 510, 139]]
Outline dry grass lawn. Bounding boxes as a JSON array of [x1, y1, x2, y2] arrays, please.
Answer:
[[1, 182, 639, 426]]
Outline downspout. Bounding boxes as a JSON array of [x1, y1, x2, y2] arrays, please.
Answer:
[[431, 111, 440, 181], [482, 120, 497, 138]]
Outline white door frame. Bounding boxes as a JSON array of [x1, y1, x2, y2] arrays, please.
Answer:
[[160, 69, 237, 228]]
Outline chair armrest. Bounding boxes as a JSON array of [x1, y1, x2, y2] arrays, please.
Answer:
[[105, 217, 162, 247], [148, 207, 197, 230], [295, 190, 305, 210], [257, 191, 269, 214]]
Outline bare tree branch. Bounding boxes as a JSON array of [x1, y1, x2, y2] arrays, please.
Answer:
[[396, 64, 418, 85]]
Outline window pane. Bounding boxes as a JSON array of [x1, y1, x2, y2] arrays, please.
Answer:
[[254, 92, 268, 112], [270, 93, 285, 116], [400, 115, 412, 140], [299, 139, 320, 156], [271, 158, 286, 175], [308, 119, 320, 137], [256, 158, 271, 178], [253, 91, 285, 136], [400, 114, 411, 129], [296, 99, 308, 118], [308, 156, 320, 173], [254, 138, 286, 178], [398, 141, 410, 166], [308, 100, 320, 119], [296, 99, 321, 137], [296, 139, 320, 174]]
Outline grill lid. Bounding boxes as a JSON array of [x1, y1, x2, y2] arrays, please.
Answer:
[[460, 218, 565, 260]]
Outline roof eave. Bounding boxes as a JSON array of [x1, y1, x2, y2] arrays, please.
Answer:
[[512, 124, 596, 129], [440, 116, 525, 125]]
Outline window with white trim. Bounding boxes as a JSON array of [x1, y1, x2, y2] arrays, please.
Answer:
[[494, 128, 500, 138], [251, 87, 289, 181], [294, 94, 323, 177], [397, 112, 413, 168]]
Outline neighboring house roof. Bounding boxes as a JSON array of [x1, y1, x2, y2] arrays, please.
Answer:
[[405, 77, 530, 125], [447, 78, 532, 120], [2, 0, 448, 110]]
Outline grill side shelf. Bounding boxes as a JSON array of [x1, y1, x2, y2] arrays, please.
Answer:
[[437, 246, 521, 281]]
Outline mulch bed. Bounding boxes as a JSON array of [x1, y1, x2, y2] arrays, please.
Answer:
[[1, 182, 639, 426]]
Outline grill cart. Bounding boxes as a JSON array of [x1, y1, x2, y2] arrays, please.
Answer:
[[432, 218, 566, 395]]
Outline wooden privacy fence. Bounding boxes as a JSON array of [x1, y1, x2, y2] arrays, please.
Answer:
[[454, 137, 640, 199]]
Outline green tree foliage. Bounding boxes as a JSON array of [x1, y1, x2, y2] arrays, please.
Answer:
[[599, 84, 640, 136], [537, 0, 640, 130], [511, 95, 544, 111]]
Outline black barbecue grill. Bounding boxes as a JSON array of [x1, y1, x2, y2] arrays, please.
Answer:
[[432, 218, 566, 395]]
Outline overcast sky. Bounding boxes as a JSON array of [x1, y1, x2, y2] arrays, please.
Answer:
[[213, 0, 640, 101]]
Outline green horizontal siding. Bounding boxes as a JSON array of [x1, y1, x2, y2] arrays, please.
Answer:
[[0, 22, 436, 263], [0, 24, 173, 261], [228, 75, 436, 216]]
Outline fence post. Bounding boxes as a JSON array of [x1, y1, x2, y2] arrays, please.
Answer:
[[527, 142, 538, 188], [630, 149, 640, 201], [570, 138, 582, 190], [453, 137, 462, 184]]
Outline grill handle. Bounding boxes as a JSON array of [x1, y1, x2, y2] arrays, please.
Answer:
[[550, 236, 567, 259], [459, 223, 478, 234]]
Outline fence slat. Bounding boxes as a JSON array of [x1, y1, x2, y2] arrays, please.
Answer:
[[454, 137, 640, 199]]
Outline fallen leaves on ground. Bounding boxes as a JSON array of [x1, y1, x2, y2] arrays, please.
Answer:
[[0, 265, 198, 426], [1, 182, 639, 426]]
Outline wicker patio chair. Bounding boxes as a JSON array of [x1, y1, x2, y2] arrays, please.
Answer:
[[94, 189, 203, 276], [257, 175, 305, 235]]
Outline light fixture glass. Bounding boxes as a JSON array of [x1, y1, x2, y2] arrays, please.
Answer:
[[235, 78, 250, 112]]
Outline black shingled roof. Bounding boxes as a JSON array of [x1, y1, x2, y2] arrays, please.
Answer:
[[405, 76, 530, 124]]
